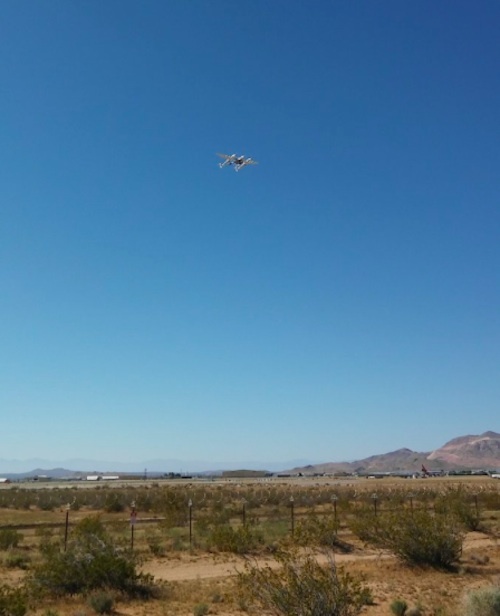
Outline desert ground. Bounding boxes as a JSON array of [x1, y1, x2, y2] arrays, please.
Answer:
[[0, 475, 499, 615]]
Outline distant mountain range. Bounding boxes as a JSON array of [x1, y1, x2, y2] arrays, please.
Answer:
[[0, 457, 311, 479], [289, 431, 500, 475], [1, 432, 499, 479]]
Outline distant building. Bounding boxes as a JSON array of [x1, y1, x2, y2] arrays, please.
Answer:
[[222, 470, 271, 478], [0, 478, 11, 484]]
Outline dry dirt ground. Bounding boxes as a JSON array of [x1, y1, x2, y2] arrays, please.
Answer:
[[115, 531, 500, 616], [18, 531, 500, 616]]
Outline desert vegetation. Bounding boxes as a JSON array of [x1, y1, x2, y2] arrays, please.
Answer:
[[237, 548, 373, 616], [0, 476, 498, 615]]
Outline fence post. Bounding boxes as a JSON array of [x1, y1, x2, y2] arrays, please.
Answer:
[[130, 501, 137, 550], [188, 499, 193, 546], [241, 498, 247, 526], [64, 504, 70, 551], [331, 494, 338, 531]]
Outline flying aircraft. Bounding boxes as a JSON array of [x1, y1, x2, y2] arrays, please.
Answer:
[[217, 153, 258, 172]]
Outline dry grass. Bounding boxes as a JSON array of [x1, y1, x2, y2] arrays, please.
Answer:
[[0, 476, 498, 615]]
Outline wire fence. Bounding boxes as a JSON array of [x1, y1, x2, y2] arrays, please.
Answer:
[[1, 481, 499, 553]]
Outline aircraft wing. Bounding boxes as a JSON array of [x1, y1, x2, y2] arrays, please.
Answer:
[[216, 153, 232, 160]]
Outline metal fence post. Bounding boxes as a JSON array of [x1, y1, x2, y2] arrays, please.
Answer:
[[188, 499, 193, 546], [331, 494, 338, 531], [64, 504, 70, 551], [130, 501, 137, 550]]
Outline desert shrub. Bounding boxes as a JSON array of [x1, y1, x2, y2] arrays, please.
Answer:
[[211, 591, 224, 603], [145, 530, 165, 556], [259, 518, 290, 547], [434, 490, 481, 531], [237, 548, 371, 616], [350, 508, 463, 569], [0, 529, 22, 550], [294, 514, 352, 552], [4, 551, 30, 570], [348, 507, 377, 543], [0, 585, 27, 616], [462, 585, 500, 616], [37, 494, 54, 511], [481, 489, 500, 511], [193, 603, 209, 616], [30, 516, 154, 598], [390, 598, 408, 615], [87, 591, 114, 614], [72, 516, 107, 539], [165, 527, 188, 551], [206, 502, 232, 526], [451, 499, 481, 531], [35, 526, 53, 544], [104, 495, 125, 513], [160, 500, 190, 530], [207, 523, 264, 554]]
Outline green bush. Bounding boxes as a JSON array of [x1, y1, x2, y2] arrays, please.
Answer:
[[350, 508, 463, 569], [0, 529, 22, 551], [452, 499, 481, 531], [434, 490, 481, 531], [30, 516, 154, 598], [4, 551, 30, 570], [294, 514, 351, 551], [390, 598, 408, 615], [104, 495, 125, 513], [88, 591, 114, 614], [207, 523, 264, 554], [159, 496, 190, 529], [348, 508, 378, 543], [72, 515, 107, 540], [0, 585, 27, 616], [193, 603, 209, 616], [237, 548, 371, 616], [145, 530, 165, 556], [462, 585, 500, 616]]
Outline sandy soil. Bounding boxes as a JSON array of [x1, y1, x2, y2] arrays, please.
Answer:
[[135, 531, 500, 616], [142, 531, 498, 583], [142, 548, 392, 582]]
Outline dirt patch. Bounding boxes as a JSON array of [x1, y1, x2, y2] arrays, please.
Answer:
[[142, 547, 393, 582]]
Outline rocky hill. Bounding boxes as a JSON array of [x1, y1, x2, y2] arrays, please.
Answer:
[[427, 431, 500, 467], [289, 431, 500, 475]]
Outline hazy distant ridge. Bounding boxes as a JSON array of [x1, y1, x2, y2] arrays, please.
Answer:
[[0, 457, 311, 477], [1, 432, 499, 478]]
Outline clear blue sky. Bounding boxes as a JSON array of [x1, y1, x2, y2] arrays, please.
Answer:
[[1, 1, 499, 470]]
